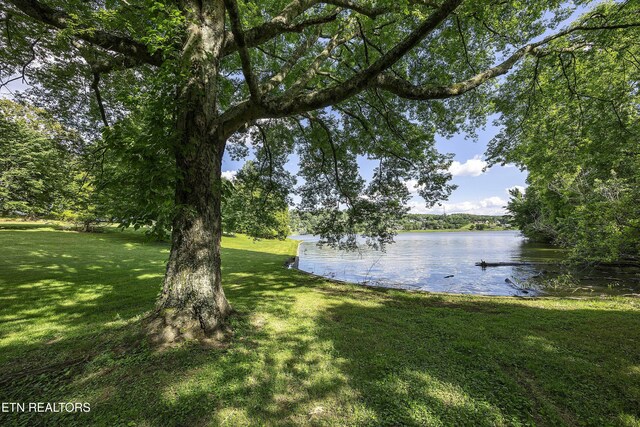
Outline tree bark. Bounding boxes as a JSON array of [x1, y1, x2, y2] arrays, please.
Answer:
[[147, 0, 232, 344], [150, 132, 232, 343]]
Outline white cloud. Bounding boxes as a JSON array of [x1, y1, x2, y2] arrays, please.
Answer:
[[448, 155, 488, 177], [408, 196, 508, 216], [221, 170, 237, 180], [405, 179, 421, 194], [404, 155, 490, 192]]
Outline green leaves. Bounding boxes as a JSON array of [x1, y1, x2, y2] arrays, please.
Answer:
[[222, 161, 293, 240], [138, 0, 185, 56], [95, 99, 177, 239], [494, 11, 640, 262], [0, 100, 81, 218]]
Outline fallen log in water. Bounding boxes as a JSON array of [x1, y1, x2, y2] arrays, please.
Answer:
[[475, 261, 539, 267]]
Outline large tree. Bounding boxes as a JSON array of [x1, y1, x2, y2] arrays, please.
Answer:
[[2, 0, 639, 341]]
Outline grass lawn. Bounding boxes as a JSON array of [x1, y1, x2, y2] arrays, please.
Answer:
[[1, 224, 639, 426]]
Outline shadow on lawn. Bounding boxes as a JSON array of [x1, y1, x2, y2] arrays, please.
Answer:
[[310, 286, 640, 426], [0, 231, 323, 426], [1, 230, 640, 426]]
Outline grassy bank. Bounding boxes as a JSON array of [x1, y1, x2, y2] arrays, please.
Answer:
[[1, 224, 639, 426]]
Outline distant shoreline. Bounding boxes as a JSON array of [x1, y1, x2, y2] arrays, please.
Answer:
[[289, 228, 518, 239], [397, 228, 515, 233]]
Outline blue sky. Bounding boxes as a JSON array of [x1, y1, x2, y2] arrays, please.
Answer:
[[423, 125, 528, 215], [221, 119, 528, 216]]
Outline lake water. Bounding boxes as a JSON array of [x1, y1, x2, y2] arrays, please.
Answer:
[[290, 231, 640, 296]]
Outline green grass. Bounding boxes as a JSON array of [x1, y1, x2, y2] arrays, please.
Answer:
[[1, 224, 639, 426]]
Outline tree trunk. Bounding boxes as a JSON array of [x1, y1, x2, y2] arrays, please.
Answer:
[[149, 135, 232, 343], [147, 0, 232, 344]]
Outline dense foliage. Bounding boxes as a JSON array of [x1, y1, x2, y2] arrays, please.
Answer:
[[222, 161, 293, 239], [0, 99, 292, 238], [489, 4, 640, 263], [0, 99, 86, 220]]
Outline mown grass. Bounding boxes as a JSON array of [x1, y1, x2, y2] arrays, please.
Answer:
[[1, 223, 639, 426]]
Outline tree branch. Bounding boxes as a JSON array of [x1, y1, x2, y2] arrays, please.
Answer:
[[260, 31, 321, 94], [1, 11, 14, 49], [71, 39, 145, 75], [90, 72, 109, 127], [222, 0, 320, 56], [373, 44, 532, 99], [0, 35, 40, 91], [305, 113, 354, 207], [224, 0, 260, 101], [260, 0, 464, 116], [322, 0, 388, 18], [6, 0, 163, 66], [279, 28, 355, 100], [372, 21, 640, 100], [223, 0, 425, 57], [324, 0, 440, 19], [455, 15, 476, 74]]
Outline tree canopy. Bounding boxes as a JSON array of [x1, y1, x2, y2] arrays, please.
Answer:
[[488, 6, 640, 262], [5, 0, 639, 246]]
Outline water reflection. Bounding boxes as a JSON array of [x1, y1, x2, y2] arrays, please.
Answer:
[[290, 231, 639, 296]]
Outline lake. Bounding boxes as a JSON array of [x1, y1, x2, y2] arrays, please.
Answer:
[[290, 231, 640, 296]]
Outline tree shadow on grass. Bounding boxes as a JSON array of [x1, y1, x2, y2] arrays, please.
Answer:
[[0, 230, 334, 426], [312, 285, 640, 426], [0, 230, 301, 345], [1, 229, 640, 426], [2, 314, 344, 426]]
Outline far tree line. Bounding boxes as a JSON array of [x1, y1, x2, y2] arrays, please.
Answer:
[[290, 211, 512, 234]]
